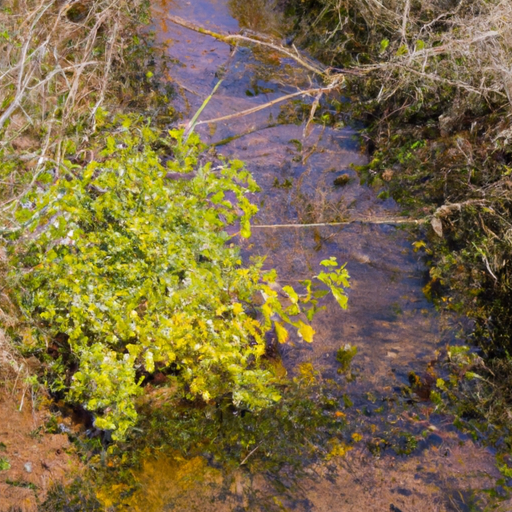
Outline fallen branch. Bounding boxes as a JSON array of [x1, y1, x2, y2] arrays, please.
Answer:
[[434, 200, 490, 218], [252, 217, 428, 229], [187, 81, 343, 130], [161, 13, 331, 80]]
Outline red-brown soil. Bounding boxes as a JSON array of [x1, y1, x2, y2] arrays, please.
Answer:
[[0, 360, 81, 511]]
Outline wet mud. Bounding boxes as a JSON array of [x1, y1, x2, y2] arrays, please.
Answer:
[[0, 379, 81, 512]]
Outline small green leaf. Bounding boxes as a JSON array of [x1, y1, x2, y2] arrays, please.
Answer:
[[465, 371, 484, 381], [320, 257, 338, 267], [396, 44, 408, 56], [282, 285, 299, 304]]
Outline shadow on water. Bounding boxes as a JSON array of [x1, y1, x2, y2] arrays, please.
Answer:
[[85, 0, 512, 510]]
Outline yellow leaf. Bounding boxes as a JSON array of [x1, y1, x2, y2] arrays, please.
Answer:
[[282, 285, 298, 304], [327, 439, 352, 460], [297, 321, 315, 343], [215, 305, 227, 316], [240, 219, 251, 238], [232, 303, 243, 315], [412, 240, 426, 252], [261, 303, 273, 321], [274, 321, 289, 344]]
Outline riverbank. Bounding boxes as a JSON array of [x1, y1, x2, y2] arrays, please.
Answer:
[[285, 0, 512, 464], [2, 0, 512, 510]]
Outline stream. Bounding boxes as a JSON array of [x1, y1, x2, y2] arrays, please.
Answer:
[[128, 1, 512, 510]]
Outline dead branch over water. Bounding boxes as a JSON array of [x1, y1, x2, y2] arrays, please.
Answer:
[[160, 13, 331, 80], [252, 217, 427, 228], [183, 81, 343, 137], [162, 14, 348, 138]]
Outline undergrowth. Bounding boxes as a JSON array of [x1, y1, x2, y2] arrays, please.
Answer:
[[285, 0, 512, 468], [0, 0, 174, 221], [5, 118, 349, 440], [1, 0, 352, 489]]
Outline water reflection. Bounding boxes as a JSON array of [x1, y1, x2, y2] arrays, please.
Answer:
[[228, 0, 288, 37]]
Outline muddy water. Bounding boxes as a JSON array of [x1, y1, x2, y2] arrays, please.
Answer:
[[145, 1, 511, 510]]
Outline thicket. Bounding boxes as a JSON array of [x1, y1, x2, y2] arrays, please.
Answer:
[[6, 120, 349, 439], [0, 0, 169, 437], [286, 0, 512, 450]]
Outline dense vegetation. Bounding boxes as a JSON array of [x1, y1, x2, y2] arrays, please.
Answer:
[[2, 0, 511, 506], [285, 0, 512, 452], [0, 0, 168, 438], [0, 0, 351, 447], [7, 120, 349, 439], [0, 0, 170, 321]]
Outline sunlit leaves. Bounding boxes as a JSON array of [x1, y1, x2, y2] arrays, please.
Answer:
[[274, 321, 289, 344], [11, 121, 350, 440], [316, 257, 350, 309]]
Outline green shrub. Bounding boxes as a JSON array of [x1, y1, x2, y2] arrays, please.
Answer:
[[7, 122, 349, 440]]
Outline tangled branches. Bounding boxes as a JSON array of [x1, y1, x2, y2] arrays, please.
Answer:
[[293, 0, 512, 108], [0, 0, 167, 217], [288, 0, 512, 351]]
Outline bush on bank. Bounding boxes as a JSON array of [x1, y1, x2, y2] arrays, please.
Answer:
[[6, 119, 349, 439], [0, 0, 171, 440]]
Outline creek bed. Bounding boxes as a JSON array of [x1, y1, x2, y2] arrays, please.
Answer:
[[133, 1, 511, 510]]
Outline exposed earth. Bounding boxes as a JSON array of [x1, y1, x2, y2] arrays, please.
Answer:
[[0, 331, 81, 512]]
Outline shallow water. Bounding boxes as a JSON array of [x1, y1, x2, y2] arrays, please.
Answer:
[[142, 1, 512, 510]]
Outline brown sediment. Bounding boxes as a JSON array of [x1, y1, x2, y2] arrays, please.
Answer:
[[0, 353, 81, 511]]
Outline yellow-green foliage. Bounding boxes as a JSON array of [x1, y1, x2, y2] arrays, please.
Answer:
[[7, 121, 349, 439]]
